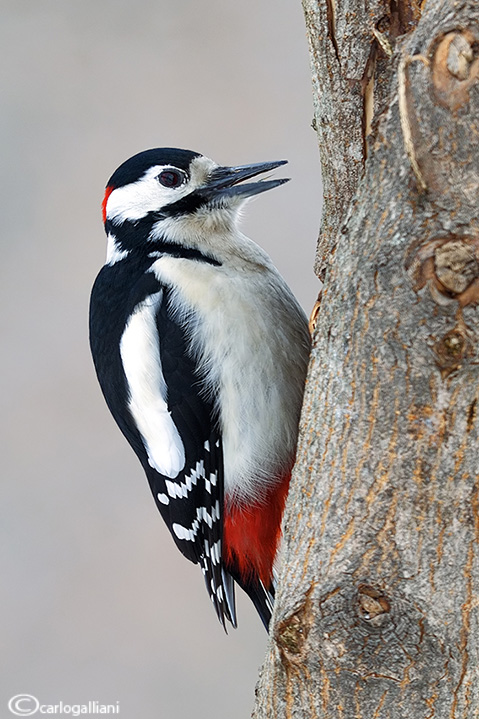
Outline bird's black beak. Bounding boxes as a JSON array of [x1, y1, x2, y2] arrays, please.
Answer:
[[202, 160, 289, 200]]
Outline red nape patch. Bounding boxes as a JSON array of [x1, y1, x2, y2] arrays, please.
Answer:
[[101, 185, 114, 224], [223, 474, 291, 586]]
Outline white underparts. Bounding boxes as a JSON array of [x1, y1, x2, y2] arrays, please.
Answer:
[[150, 249, 309, 504], [119, 291, 185, 478]]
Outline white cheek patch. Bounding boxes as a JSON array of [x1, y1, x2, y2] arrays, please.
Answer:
[[106, 166, 187, 224], [119, 291, 185, 478], [105, 157, 218, 225]]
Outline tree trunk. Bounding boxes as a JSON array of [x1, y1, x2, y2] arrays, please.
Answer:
[[253, 1, 479, 717]]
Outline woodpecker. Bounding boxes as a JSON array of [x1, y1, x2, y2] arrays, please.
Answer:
[[89, 148, 310, 630]]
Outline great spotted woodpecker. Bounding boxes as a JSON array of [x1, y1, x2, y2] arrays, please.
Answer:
[[89, 148, 310, 630]]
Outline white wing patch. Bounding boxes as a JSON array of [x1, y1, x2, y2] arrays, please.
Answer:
[[164, 460, 205, 499], [172, 520, 199, 542], [171, 502, 221, 541], [119, 291, 185, 478]]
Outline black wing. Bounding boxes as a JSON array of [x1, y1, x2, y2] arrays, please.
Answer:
[[145, 288, 236, 628], [90, 265, 236, 628]]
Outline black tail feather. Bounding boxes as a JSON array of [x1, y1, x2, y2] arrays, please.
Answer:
[[227, 567, 275, 631]]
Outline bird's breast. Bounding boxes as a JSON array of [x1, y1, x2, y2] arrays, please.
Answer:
[[149, 254, 309, 505]]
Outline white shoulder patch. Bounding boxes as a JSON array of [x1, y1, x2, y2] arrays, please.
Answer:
[[105, 233, 129, 265], [119, 291, 185, 478]]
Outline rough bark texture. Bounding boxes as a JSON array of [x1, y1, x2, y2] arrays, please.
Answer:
[[253, 1, 479, 717]]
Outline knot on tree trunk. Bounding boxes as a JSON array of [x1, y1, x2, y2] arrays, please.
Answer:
[[432, 30, 479, 110], [357, 583, 391, 626], [275, 588, 314, 665], [312, 580, 447, 685], [406, 236, 479, 374], [407, 235, 479, 306]]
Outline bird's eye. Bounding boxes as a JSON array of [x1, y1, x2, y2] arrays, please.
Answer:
[[157, 169, 185, 188]]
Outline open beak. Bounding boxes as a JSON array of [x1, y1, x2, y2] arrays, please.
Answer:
[[202, 159, 289, 200]]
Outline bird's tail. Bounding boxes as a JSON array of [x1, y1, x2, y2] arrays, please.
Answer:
[[227, 568, 276, 630], [222, 473, 290, 630]]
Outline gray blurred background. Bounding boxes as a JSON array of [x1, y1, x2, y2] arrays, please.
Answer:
[[1, 1, 321, 717]]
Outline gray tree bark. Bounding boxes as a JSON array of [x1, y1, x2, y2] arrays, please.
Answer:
[[253, 1, 479, 717]]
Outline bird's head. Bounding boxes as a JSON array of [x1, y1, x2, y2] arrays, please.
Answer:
[[101, 148, 289, 256]]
